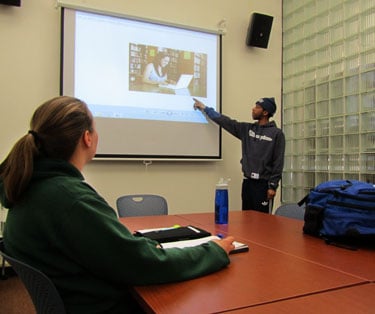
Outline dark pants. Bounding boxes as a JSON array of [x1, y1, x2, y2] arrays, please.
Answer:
[[241, 178, 272, 213]]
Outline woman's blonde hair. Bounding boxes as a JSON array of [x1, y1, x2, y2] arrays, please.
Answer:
[[0, 96, 93, 205]]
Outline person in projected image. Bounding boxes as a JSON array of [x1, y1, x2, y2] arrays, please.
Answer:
[[142, 51, 175, 85], [193, 97, 285, 214], [0, 96, 235, 314]]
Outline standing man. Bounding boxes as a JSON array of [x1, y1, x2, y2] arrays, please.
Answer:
[[193, 97, 285, 213]]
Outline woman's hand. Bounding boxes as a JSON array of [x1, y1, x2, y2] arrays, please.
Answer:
[[212, 236, 235, 255]]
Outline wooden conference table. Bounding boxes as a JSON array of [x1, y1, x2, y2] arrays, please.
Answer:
[[119, 211, 374, 313]]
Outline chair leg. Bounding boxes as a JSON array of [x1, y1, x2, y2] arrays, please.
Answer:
[[1, 236, 8, 280], [1, 255, 7, 280]]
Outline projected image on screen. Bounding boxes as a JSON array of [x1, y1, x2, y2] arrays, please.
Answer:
[[61, 8, 221, 159], [129, 44, 207, 99]]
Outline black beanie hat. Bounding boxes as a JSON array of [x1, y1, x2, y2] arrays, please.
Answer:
[[256, 97, 277, 116]]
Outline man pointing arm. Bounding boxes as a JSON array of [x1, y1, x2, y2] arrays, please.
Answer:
[[193, 97, 285, 213]]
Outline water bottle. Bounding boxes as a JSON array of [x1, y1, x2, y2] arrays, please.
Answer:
[[215, 178, 229, 224]]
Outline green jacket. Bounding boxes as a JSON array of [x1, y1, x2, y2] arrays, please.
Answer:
[[1, 158, 229, 313]]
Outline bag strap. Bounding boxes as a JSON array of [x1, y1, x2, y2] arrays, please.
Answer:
[[298, 194, 309, 206], [323, 237, 358, 251]]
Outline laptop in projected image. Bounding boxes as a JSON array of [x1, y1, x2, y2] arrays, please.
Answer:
[[160, 74, 193, 90]]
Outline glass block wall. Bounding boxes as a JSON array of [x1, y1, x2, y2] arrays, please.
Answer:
[[282, 0, 375, 203]]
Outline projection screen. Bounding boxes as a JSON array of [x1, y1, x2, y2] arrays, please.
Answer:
[[61, 7, 222, 160]]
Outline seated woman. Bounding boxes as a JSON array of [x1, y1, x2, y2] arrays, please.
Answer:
[[0, 96, 235, 314], [142, 52, 174, 85]]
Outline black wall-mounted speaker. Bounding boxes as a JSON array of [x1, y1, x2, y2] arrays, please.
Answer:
[[246, 13, 273, 49], [0, 0, 21, 6]]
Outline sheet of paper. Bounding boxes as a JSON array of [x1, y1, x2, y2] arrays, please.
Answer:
[[161, 236, 249, 254]]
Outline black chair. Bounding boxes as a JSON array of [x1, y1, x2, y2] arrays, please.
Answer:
[[0, 240, 66, 314], [274, 203, 306, 220], [116, 194, 168, 217]]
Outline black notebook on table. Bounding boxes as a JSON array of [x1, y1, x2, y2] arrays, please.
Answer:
[[134, 225, 211, 243]]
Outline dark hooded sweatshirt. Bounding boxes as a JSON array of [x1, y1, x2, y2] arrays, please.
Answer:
[[204, 107, 285, 190]]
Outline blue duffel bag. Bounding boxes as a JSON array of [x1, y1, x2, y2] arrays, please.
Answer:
[[301, 180, 375, 249]]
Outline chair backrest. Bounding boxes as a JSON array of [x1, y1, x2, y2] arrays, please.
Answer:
[[274, 203, 305, 220], [116, 194, 168, 217], [0, 240, 66, 314]]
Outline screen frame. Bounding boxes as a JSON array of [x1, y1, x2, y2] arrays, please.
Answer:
[[60, 5, 222, 161]]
